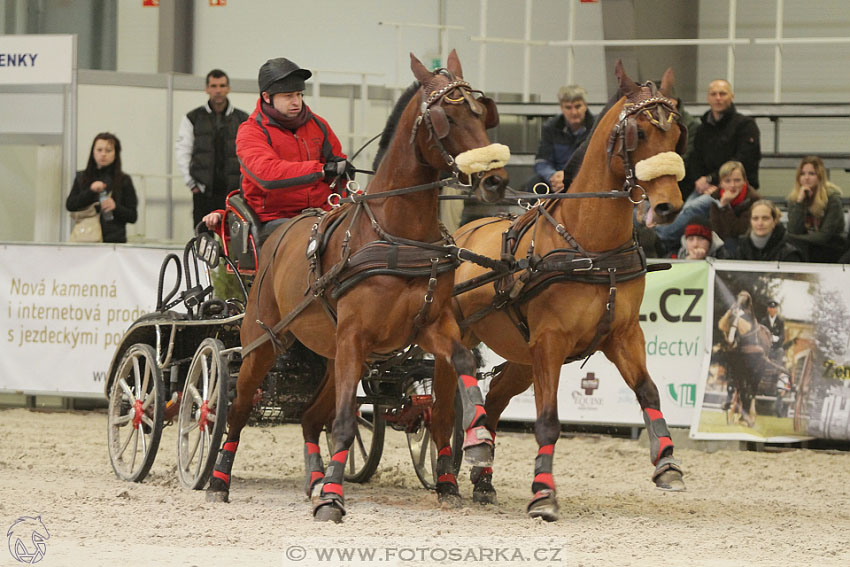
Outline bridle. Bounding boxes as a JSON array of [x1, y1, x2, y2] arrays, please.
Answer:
[[606, 90, 687, 204], [409, 69, 499, 184]]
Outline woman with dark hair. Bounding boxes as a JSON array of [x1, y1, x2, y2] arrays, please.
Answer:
[[733, 199, 805, 262], [66, 132, 138, 243], [786, 155, 845, 262]]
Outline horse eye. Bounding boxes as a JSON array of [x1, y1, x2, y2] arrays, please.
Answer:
[[637, 129, 647, 140]]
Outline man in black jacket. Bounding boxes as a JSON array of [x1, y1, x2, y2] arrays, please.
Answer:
[[525, 85, 594, 191], [654, 79, 761, 252], [176, 69, 249, 227]]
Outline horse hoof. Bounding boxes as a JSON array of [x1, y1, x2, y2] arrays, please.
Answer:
[[463, 443, 494, 467], [527, 491, 559, 522], [472, 488, 497, 505], [653, 457, 686, 492], [313, 502, 344, 523], [438, 492, 462, 509], [205, 490, 229, 503]]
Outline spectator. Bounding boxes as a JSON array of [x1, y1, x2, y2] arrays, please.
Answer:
[[175, 69, 249, 228], [733, 199, 804, 262], [709, 160, 761, 256], [673, 217, 728, 260], [526, 85, 594, 191], [66, 132, 138, 243], [786, 156, 845, 263], [203, 57, 351, 246], [654, 79, 761, 252]]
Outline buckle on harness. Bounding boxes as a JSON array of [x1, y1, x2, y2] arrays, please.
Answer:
[[572, 258, 593, 271]]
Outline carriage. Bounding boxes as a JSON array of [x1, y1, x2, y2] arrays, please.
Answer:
[[103, 212, 463, 491]]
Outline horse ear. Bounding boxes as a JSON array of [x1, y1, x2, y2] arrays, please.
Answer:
[[446, 49, 463, 78], [410, 53, 433, 85], [614, 59, 639, 97], [660, 67, 675, 98]]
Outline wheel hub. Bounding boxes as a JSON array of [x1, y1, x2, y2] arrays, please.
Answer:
[[198, 400, 211, 432], [132, 399, 144, 429]]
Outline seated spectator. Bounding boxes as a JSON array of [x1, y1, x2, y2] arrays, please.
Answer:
[[526, 85, 594, 191], [709, 160, 761, 256], [66, 132, 138, 243], [654, 78, 761, 253], [673, 217, 728, 260], [733, 199, 804, 262], [785, 156, 845, 263]]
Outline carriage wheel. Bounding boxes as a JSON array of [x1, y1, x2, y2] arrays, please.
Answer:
[[107, 343, 165, 482], [177, 338, 229, 489], [405, 379, 464, 491], [324, 404, 386, 484]]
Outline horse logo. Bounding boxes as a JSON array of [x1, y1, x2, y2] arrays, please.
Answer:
[[6, 516, 50, 564]]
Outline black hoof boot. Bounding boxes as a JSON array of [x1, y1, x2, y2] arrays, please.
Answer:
[[471, 468, 497, 505]]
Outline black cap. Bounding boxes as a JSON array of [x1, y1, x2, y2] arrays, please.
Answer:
[[258, 57, 312, 95], [766, 299, 779, 307]]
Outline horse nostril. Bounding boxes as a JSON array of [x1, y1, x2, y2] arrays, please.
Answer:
[[654, 202, 672, 217], [483, 174, 504, 192]]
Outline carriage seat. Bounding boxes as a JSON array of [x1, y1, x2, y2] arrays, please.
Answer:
[[224, 193, 262, 272]]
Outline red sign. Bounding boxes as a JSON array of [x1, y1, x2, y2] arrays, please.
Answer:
[[209, 0, 226, 5], [142, 0, 159, 6]]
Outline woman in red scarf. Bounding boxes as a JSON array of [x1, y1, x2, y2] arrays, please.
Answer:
[[709, 160, 760, 256]]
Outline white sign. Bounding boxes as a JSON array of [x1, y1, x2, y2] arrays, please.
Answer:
[[0, 34, 74, 85], [0, 243, 180, 397]]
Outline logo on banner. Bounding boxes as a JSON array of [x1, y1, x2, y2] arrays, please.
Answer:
[[572, 372, 603, 409], [667, 383, 696, 407], [580, 372, 599, 395]]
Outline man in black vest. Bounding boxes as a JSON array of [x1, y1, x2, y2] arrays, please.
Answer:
[[176, 69, 249, 227]]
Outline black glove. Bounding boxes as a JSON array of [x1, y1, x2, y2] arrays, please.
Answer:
[[323, 157, 355, 182]]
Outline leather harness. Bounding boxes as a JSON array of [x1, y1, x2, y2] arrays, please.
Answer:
[[455, 88, 681, 364]]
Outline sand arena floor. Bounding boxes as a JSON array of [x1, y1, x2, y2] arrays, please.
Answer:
[[1, 407, 848, 566]]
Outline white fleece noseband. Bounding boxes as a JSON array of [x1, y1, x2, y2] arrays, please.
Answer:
[[634, 151, 685, 182], [455, 143, 511, 175]]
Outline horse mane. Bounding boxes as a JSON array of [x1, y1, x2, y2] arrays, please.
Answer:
[[372, 81, 420, 170]]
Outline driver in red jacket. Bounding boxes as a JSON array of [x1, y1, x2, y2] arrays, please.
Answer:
[[203, 57, 352, 242]]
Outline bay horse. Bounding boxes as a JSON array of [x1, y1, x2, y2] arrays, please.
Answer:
[[206, 50, 509, 522], [432, 61, 687, 521], [717, 290, 771, 427]]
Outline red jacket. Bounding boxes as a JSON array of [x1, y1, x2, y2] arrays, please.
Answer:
[[237, 99, 344, 221]]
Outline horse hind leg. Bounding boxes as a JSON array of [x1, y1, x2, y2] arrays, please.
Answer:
[[603, 327, 685, 492], [206, 340, 279, 502], [470, 361, 533, 505]]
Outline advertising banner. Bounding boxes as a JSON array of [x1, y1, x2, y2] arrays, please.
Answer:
[[690, 261, 850, 442], [0, 35, 74, 85], [0, 243, 180, 397], [479, 261, 710, 427]]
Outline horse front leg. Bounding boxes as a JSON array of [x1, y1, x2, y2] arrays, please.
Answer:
[[419, 313, 494, 507], [470, 361, 533, 505], [602, 323, 685, 491], [206, 340, 277, 502], [300, 361, 335, 498], [313, 338, 365, 523], [526, 332, 569, 522]]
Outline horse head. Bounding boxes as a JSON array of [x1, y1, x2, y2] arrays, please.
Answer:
[[607, 60, 685, 226], [409, 49, 509, 203]]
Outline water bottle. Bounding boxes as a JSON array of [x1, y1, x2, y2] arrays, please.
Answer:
[[98, 191, 113, 221]]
